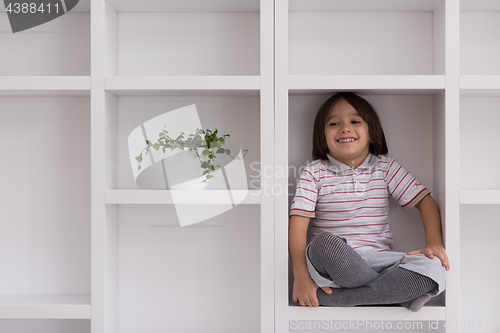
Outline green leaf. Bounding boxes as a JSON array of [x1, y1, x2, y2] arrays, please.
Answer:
[[202, 149, 210, 155], [153, 143, 160, 150], [225, 149, 231, 155], [217, 148, 225, 154], [203, 170, 210, 175], [201, 162, 209, 169], [206, 175, 214, 179], [146, 140, 153, 146], [138, 164, 141, 170], [145, 149, 149, 156], [219, 137, 225, 144], [135, 155, 143, 163]]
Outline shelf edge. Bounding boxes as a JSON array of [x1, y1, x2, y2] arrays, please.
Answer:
[[0, 76, 91, 91], [460, 189, 500, 204], [288, 305, 446, 322], [105, 76, 261, 91], [105, 189, 261, 204], [0, 295, 91, 319], [289, 75, 446, 91]]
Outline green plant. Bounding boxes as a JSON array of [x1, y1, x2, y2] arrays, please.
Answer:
[[135, 128, 249, 183]]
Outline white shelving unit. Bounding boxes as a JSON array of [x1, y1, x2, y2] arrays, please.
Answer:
[[0, 0, 91, 331], [92, 1, 273, 333], [276, 0, 460, 333], [459, 2, 500, 333], [1, 0, 499, 332]]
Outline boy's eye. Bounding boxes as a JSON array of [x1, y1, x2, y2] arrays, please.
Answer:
[[329, 122, 339, 126], [351, 120, 361, 124]]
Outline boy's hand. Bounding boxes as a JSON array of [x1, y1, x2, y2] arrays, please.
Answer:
[[292, 276, 332, 307], [407, 243, 450, 271]]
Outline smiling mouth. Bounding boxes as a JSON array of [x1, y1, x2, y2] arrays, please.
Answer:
[[337, 138, 357, 143]]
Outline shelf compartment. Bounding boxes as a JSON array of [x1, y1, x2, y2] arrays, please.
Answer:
[[460, 96, 500, 189], [105, 76, 260, 96], [286, 92, 447, 314], [289, 301, 445, 321], [105, 189, 260, 204], [460, 190, 500, 204], [0, 11, 90, 76], [107, 204, 261, 332], [0, 295, 90, 319], [460, 205, 500, 332], [289, 75, 445, 95], [105, 93, 260, 191], [0, 96, 90, 303], [460, 10, 500, 75], [287, 1, 445, 76], [105, 3, 260, 76], [0, 76, 90, 96]]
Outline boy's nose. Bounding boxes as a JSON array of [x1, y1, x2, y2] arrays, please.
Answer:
[[341, 125, 351, 133]]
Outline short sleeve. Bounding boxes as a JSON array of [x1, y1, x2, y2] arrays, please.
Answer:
[[386, 159, 430, 212], [290, 164, 320, 218]]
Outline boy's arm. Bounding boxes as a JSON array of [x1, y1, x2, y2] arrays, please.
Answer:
[[408, 194, 450, 271], [289, 215, 331, 307], [289, 215, 311, 282]]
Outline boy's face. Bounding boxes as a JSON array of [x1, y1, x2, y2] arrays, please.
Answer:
[[324, 99, 371, 169]]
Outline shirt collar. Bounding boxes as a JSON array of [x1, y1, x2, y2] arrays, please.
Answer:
[[326, 153, 380, 173]]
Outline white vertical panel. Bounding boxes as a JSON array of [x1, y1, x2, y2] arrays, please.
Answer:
[[105, 3, 118, 76], [432, 90, 448, 309], [434, 1, 446, 75], [433, 91, 446, 223], [261, 0, 275, 332], [105, 206, 118, 333], [105, 92, 118, 190], [445, 0, 461, 332], [275, 0, 289, 332], [91, 0, 107, 332]]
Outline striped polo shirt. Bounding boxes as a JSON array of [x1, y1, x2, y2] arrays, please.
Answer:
[[290, 153, 430, 252]]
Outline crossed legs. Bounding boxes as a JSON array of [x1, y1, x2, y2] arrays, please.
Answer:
[[308, 232, 437, 311]]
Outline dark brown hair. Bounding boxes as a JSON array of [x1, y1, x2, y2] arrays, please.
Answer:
[[312, 92, 388, 160]]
